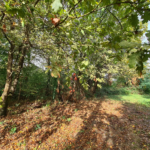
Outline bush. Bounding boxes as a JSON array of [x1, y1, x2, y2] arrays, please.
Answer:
[[138, 75, 150, 94], [95, 86, 131, 97]]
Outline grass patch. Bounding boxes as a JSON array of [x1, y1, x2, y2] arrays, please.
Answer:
[[108, 94, 150, 107]]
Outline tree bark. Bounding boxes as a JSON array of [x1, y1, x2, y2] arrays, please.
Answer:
[[87, 79, 97, 97], [57, 79, 64, 102], [107, 73, 112, 86], [9, 46, 26, 95], [75, 71, 85, 99], [0, 45, 14, 116], [45, 57, 51, 96], [90, 81, 97, 94]]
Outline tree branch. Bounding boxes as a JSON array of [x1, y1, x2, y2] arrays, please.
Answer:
[[0, 11, 5, 23], [1, 29, 13, 46], [106, 8, 123, 30], [34, 0, 40, 7], [67, 1, 140, 19], [56, 0, 83, 27], [68, 0, 103, 19]]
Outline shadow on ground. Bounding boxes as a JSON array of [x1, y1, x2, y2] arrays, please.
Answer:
[[0, 97, 150, 150]]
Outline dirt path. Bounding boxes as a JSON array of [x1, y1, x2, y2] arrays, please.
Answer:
[[0, 98, 150, 150]]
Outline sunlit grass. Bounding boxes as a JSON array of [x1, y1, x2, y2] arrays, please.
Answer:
[[108, 94, 150, 107]]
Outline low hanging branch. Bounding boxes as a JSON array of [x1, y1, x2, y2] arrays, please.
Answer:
[[1, 29, 13, 46], [56, 0, 83, 27], [0, 11, 5, 23], [34, 0, 41, 7]]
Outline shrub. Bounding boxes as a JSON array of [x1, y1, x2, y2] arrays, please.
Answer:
[[138, 75, 150, 94], [95, 86, 131, 97]]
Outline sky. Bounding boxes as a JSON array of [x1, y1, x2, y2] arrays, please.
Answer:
[[142, 21, 150, 43]]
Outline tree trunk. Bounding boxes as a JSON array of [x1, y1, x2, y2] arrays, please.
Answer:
[[52, 78, 57, 100], [10, 24, 30, 95], [88, 79, 92, 91], [107, 73, 112, 86], [45, 57, 51, 96], [57, 79, 64, 102], [18, 80, 22, 101], [90, 81, 97, 94], [76, 72, 85, 99], [9, 46, 26, 95], [0, 45, 14, 116]]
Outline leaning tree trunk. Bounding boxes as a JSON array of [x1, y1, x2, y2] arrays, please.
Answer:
[[0, 45, 14, 116], [9, 46, 26, 95], [0, 24, 30, 116], [9, 24, 30, 95]]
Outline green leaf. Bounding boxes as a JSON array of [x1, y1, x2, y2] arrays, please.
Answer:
[[142, 11, 150, 24], [128, 54, 139, 68], [145, 31, 150, 42], [10, 127, 17, 134], [74, 109, 78, 112], [81, 30, 85, 35], [101, 8, 105, 12], [97, 84, 102, 88], [21, 19, 25, 27], [79, 130, 84, 133], [128, 14, 139, 27], [136, 61, 143, 75], [74, 0, 78, 4], [82, 60, 89, 66], [18, 9, 26, 18], [130, 48, 137, 54], [0, 121, 4, 125], [6, 8, 18, 15], [51, 69, 59, 78], [0, 96, 2, 102], [142, 54, 149, 62], [51, 0, 62, 12], [102, 0, 110, 5], [67, 118, 71, 122]]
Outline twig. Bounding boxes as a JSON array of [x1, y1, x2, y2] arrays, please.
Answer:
[[67, 1, 140, 19], [56, 0, 83, 27], [68, 0, 103, 19], [106, 8, 123, 30], [34, 0, 40, 7], [1, 29, 13, 46], [0, 11, 5, 23]]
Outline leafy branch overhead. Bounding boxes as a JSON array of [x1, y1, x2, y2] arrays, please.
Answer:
[[51, 0, 62, 12]]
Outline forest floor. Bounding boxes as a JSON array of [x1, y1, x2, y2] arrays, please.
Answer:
[[0, 96, 150, 150]]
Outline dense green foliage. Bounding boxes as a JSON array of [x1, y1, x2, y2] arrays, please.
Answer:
[[139, 72, 150, 94]]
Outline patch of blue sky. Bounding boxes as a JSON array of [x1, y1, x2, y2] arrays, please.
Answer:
[[142, 21, 150, 44]]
